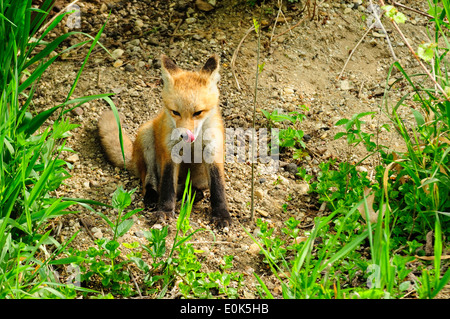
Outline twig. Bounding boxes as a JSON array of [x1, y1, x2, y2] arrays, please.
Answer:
[[370, 0, 397, 61], [358, 78, 366, 98], [128, 266, 142, 298], [378, 0, 450, 100], [251, 3, 264, 222], [391, 1, 433, 19], [80, 217, 96, 241], [169, 18, 183, 45], [338, 22, 375, 80], [272, 16, 306, 40], [270, 0, 293, 42], [231, 26, 254, 90], [189, 241, 242, 246]]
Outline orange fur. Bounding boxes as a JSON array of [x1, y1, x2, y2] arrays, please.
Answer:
[[98, 54, 231, 226]]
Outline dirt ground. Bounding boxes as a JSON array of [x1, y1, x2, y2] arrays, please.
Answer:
[[33, 0, 446, 298]]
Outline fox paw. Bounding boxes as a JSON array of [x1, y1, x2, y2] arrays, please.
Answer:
[[211, 208, 231, 228], [156, 210, 175, 221]]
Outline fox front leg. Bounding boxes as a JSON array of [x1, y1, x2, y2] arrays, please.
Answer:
[[207, 163, 231, 227], [157, 161, 179, 219]]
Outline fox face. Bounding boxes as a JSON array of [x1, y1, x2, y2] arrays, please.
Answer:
[[161, 55, 221, 144]]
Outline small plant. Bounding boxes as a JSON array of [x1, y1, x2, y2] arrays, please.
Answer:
[[261, 108, 307, 159], [61, 187, 142, 297]]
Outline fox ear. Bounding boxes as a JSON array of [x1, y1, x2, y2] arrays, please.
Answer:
[[161, 55, 180, 85], [201, 54, 220, 84]]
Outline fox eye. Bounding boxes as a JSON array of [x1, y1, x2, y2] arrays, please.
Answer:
[[193, 111, 202, 117], [172, 110, 180, 116]]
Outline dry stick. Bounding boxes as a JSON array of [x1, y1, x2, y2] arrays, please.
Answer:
[[338, 22, 375, 80], [272, 16, 306, 40], [369, 0, 397, 61], [251, 5, 264, 222], [270, 0, 294, 42], [391, 1, 434, 19], [378, 0, 450, 101], [169, 18, 183, 45], [231, 26, 254, 90]]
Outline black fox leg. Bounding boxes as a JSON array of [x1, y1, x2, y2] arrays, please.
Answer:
[[157, 162, 178, 218], [143, 184, 158, 209], [207, 163, 231, 227]]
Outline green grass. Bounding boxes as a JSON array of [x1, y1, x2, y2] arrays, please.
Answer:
[[0, 0, 115, 298]]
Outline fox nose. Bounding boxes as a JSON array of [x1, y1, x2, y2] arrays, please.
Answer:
[[180, 129, 195, 143]]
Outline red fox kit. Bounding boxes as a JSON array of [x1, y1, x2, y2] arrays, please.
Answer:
[[98, 54, 231, 227]]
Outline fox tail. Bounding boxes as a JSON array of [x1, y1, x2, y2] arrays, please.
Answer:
[[98, 110, 134, 170]]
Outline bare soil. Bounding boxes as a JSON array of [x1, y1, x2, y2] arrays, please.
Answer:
[[33, 0, 448, 298]]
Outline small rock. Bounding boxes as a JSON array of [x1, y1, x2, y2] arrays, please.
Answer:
[[185, 17, 196, 24], [135, 19, 144, 28], [82, 181, 90, 189], [134, 231, 145, 238], [248, 243, 261, 255], [127, 39, 140, 46], [255, 189, 264, 200], [93, 230, 103, 239], [297, 183, 310, 195], [100, 3, 108, 13], [340, 80, 351, 90], [71, 107, 83, 116], [256, 209, 269, 217], [137, 61, 146, 69], [372, 31, 386, 38], [111, 48, 124, 60], [196, 0, 214, 11], [113, 59, 123, 68], [90, 180, 100, 188], [284, 163, 298, 175], [356, 166, 368, 173], [124, 64, 135, 72], [344, 7, 352, 14], [66, 154, 79, 163], [283, 87, 295, 95]]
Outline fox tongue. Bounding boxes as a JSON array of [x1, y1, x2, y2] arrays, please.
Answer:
[[184, 129, 195, 143]]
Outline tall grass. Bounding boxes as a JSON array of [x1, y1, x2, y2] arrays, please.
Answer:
[[0, 0, 114, 298]]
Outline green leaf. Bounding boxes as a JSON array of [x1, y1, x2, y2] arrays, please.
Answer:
[[418, 43, 437, 62], [393, 12, 407, 24], [117, 219, 134, 238]]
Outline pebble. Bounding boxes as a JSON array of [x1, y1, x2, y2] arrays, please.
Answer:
[[134, 230, 145, 238], [113, 59, 123, 68], [255, 189, 264, 200], [135, 19, 144, 28], [71, 107, 83, 116], [91, 227, 103, 239], [111, 48, 124, 60], [66, 154, 79, 163], [125, 64, 136, 72], [196, 0, 214, 12], [248, 243, 261, 255], [185, 17, 196, 24], [297, 183, 310, 195], [340, 80, 351, 91], [284, 163, 298, 175]]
